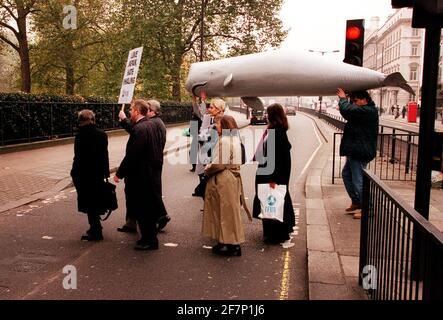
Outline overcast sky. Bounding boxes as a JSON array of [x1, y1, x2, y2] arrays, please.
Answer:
[[279, 0, 395, 60]]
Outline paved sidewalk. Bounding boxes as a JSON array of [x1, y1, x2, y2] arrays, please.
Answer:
[[0, 110, 250, 214], [303, 112, 443, 300]]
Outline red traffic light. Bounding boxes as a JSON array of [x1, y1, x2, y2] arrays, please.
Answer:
[[346, 26, 362, 40], [344, 19, 365, 66]]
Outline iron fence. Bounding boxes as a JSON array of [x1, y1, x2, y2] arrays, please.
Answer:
[[359, 170, 443, 300], [332, 132, 419, 183], [299, 109, 421, 182], [0, 102, 192, 146]]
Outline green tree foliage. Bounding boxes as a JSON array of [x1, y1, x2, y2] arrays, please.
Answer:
[[0, 0, 40, 93], [113, 0, 288, 101], [5, 0, 287, 101], [31, 0, 112, 95]]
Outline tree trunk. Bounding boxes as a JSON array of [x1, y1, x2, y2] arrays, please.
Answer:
[[65, 36, 75, 95], [66, 65, 75, 95], [16, 7, 31, 93], [171, 53, 182, 102]]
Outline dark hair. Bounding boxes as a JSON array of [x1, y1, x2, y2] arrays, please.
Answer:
[[349, 90, 373, 104], [266, 103, 288, 131]]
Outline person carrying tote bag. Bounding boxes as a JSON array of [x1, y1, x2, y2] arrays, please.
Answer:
[[252, 104, 295, 245]]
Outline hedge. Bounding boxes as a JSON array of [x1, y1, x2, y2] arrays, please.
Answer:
[[0, 93, 192, 145]]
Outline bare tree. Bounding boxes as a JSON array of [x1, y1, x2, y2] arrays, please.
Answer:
[[0, 0, 39, 92]]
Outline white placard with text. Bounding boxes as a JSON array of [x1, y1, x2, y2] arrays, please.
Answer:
[[118, 47, 143, 104]]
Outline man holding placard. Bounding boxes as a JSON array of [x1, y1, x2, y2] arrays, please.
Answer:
[[114, 100, 160, 250]]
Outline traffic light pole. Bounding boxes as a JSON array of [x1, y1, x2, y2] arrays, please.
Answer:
[[411, 24, 441, 281], [414, 25, 441, 219]]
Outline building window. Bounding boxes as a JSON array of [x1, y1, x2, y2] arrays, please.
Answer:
[[410, 66, 418, 81], [412, 28, 420, 37], [411, 44, 418, 56]]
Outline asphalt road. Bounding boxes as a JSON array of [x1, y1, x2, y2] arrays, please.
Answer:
[[0, 113, 322, 300]]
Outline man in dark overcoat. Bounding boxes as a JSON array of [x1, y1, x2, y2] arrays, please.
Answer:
[[71, 109, 110, 241], [146, 99, 170, 231], [114, 99, 160, 250], [117, 100, 170, 233]]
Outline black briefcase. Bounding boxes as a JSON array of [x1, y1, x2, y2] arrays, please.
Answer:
[[101, 179, 118, 221]]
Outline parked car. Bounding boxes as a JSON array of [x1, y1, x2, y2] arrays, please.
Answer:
[[285, 106, 296, 115], [250, 109, 267, 125]]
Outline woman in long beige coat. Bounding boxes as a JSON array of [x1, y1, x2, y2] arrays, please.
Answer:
[[202, 115, 251, 257]]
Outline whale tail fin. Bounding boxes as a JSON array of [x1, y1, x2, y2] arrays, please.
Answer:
[[241, 97, 264, 110], [383, 72, 415, 95]]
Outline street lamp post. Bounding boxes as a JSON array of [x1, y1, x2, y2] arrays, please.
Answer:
[[199, 0, 206, 62], [308, 49, 340, 115], [375, 42, 385, 116]]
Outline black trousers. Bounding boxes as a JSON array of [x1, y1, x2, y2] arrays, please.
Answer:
[[137, 211, 158, 244], [87, 213, 102, 233], [193, 174, 207, 198]]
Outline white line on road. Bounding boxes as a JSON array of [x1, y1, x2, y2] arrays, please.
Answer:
[[299, 116, 324, 178]]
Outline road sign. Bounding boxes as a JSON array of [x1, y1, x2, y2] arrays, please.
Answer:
[[118, 47, 143, 104]]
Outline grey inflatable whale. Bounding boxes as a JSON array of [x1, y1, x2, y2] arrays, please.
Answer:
[[185, 49, 415, 99]]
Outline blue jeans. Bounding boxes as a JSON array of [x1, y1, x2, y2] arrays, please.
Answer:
[[342, 157, 368, 206]]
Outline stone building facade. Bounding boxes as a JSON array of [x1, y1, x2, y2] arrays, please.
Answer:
[[363, 8, 442, 114]]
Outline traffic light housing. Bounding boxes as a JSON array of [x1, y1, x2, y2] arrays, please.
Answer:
[[343, 19, 365, 67]]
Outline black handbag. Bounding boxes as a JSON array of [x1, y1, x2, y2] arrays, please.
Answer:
[[101, 179, 118, 221]]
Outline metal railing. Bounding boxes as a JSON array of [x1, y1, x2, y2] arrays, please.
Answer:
[[318, 112, 345, 131], [332, 132, 419, 183], [298, 109, 420, 183], [359, 170, 443, 300], [0, 102, 192, 146]]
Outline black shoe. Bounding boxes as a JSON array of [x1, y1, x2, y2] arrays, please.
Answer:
[[211, 242, 224, 252], [190, 168, 195, 172], [134, 241, 159, 251], [81, 231, 103, 241], [192, 192, 204, 197], [117, 225, 137, 233], [157, 215, 171, 231], [213, 244, 241, 257]]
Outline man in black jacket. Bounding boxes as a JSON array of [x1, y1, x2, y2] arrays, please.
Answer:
[[114, 100, 159, 250], [117, 100, 170, 233], [71, 109, 110, 241], [337, 89, 379, 219], [146, 99, 170, 231]]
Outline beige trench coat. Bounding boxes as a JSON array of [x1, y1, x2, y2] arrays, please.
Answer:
[[202, 135, 251, 245]]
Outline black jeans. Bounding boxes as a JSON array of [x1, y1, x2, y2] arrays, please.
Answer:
[[137, 212, 158, 245], [87, 213, 102, 233]]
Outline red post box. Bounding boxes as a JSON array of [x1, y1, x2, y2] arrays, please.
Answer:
[[408, 101, 418, 123]]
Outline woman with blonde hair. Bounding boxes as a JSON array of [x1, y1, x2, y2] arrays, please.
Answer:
[[202, 115, 251, 257], [193, 97, 226, 198]]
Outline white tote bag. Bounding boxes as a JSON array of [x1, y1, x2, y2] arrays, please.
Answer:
[[257, 184, 287, 222]]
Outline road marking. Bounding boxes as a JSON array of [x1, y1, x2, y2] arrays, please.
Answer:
[[299, 117, 324, 178], [279, 250, 291, 300]]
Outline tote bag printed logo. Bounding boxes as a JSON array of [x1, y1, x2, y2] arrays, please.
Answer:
[[257, 184, 286, 222], [265, 195, 277, 213]]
